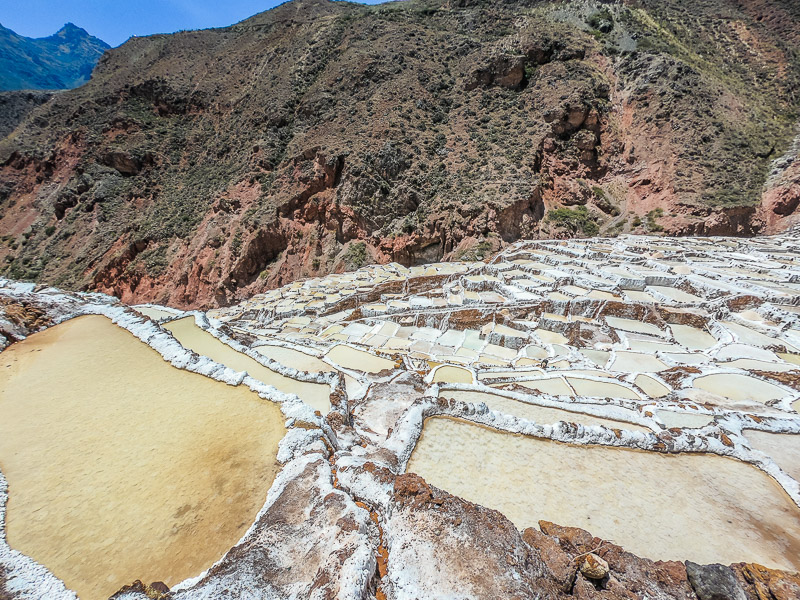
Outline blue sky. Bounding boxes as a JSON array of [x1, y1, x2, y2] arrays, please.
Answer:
[[0, 0, 392, 47]]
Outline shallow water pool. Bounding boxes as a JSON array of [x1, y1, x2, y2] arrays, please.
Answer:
[[432, 365, 473, 384], [254, 344, 334, 373], [693, 373, 788, 404], [744, 430, 800, 482], [132, 305, 181, 320], [670, 324, 716, 350], [441, 390, 649, 432], [325, 344, 396, 373], [0, 316, 286, 600], [164, 317, 331, 414], [408, 417, 800, 571], [655, 410, 713, 429]]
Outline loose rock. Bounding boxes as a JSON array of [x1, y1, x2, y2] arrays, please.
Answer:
[[580, 553, 609, 580]]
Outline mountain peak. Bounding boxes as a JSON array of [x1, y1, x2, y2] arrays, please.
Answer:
[[53, 22, 98, 41], [0, 23, 109, 91], [58, 22, 83, 33]]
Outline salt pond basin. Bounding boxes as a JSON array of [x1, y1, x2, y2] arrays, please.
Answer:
[[409, 416, 800, 571], [1, 228, 800, 598], [0, 315, 285, 600]]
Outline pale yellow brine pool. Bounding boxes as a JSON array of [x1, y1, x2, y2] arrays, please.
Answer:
[[407, 416, 800, 571], [0, 315, 286, 600]]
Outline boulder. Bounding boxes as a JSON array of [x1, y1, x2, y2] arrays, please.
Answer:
[[685, 561, 747, 600]]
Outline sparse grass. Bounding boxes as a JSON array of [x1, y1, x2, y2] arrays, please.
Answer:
[[231, 230, 243, 256], [136, 245, 169, 277]]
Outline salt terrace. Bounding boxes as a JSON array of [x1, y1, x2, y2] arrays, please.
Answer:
[[1, 230, 800, 599]]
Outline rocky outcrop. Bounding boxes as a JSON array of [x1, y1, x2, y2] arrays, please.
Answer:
[[732, 563, 800, 600], [384, 473, 565, 599], [0, 91, 54, 140], [757, 126, 800, 233], [465, 51, 527, 91]]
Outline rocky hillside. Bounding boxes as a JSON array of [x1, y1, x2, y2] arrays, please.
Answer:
[[0, 90, 54, 138], [0, 0, 799, 308], [0, 23, 109, 91]]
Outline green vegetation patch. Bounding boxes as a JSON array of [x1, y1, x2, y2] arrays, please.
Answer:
[[544, 206, 600, 237], [342, 241, 369, 271], [646, 208, 664, 232]]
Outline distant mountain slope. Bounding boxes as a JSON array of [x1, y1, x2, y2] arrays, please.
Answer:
[[0, 0, 799, 309], [0, 23, 110, 91]]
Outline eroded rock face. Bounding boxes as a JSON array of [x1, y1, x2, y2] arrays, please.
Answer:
[[465, 51, 527, 91], [100, 151, 143, 176], [732, 563, 800, 600], [533, 521, 697, 599], [384, 473, 564, 599], [1, 0, 799, 308]]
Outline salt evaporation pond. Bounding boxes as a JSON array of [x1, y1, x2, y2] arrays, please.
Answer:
[[670, 324, 716, 350], [692, 373, 788, 404], [724, 358, 797, 373], [493, 376, 573, 396], [745, 430, 800, 482], [606, 316, 663, 337], [325, 344, 396, 373], [432, 365, 473, 384], [0, 315, 286, 600], [441, 390, 649, 433], [656, 410, 714, 429], [164, 317, 331, 414], [566, 377, 642, 400], [254, 344, 334, 373], [132, 305, 181, 320], [634, 374, 670, 398], [408, 417, 800, 571], [608, 351, 668, 373]]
